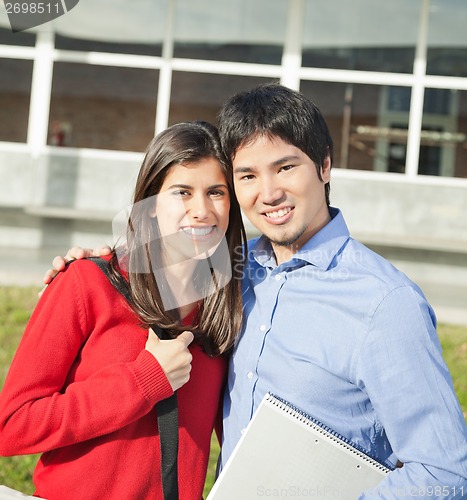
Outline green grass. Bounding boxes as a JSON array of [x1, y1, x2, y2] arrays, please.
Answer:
[[0, 286, 466, 496], [438, 324, 467, 417]]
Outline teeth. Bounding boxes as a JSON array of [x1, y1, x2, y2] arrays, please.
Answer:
[[181, 226, 214, 236], [264, 208, 291, 219]]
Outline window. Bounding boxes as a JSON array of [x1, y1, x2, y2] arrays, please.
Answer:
[[0, 26, 35, 46], [173, 0, 286, 64], [48, 63, 159, 151], [169, 72, 273, 125], [302, 0, 419, 73], [0, 59, 33, 143], [427, 0, 467, 77]]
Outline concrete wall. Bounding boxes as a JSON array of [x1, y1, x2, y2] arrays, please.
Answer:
[[0, 147, 141, 250], [1, 147, 467, 253], [331, 169, 467, 253]]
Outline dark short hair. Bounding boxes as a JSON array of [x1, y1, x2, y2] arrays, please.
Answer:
[[218, 83, 333, 205]]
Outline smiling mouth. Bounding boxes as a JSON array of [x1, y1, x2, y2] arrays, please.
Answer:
[[263, 207, 292, 220], [180, 226, 216, 238]]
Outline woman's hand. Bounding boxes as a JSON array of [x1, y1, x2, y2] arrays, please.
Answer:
[[145, 329, 194, 392]]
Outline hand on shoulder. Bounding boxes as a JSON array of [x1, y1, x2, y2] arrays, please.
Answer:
[[39, 245, 112, 296]]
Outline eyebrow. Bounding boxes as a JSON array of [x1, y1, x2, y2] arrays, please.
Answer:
[[167, 183, 228, 190], [233, 155, 301, 173]]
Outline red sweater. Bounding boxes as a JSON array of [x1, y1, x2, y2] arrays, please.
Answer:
[[0, 258, 227, 500]]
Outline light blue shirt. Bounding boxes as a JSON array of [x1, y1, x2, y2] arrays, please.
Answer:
[[221, 208, 467, 499]]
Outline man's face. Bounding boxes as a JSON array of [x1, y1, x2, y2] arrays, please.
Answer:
[[232, 135, 331, 264]]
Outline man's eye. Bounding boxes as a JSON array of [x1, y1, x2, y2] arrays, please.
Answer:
[[280, 165, 294, 172]]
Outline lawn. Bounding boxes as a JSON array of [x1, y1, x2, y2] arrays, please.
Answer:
[[0, 286, 466, 496]]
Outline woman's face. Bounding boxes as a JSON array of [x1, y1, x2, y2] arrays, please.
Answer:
[[153, 157, 231, 263]]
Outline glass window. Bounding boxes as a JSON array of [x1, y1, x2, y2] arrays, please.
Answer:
[[427, 0, 467, 77], [169, 72, 274, 126], [300, 81, 412, 174], [420, 88, 467, 178], [48, 63, 159, 151], [0, 58, 33, 143], [302, 0, 419, 73], [173, 0, 286, 64], [53, 0, 165, 56], [453, 90, 467, 178], [0, 26, 36, 46], [55, 34, 162, 57]]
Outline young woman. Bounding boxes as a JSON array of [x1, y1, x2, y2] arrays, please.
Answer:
[[0, 121, 247, 500]]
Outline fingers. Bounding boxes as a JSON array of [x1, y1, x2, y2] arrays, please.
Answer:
[[42, 245, 111, 287], [41, 253, 72, 285], [41, 255, 66, 285], [63, 246, 101, 262], [145, 329, 194, 392], [91, 245, 112, 257], [64, 246, 88, 261], [53, 255, 68, 270], [42, 269, 57, 285]]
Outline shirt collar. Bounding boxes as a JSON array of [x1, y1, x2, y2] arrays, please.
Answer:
[[250, 207, 350, 271]]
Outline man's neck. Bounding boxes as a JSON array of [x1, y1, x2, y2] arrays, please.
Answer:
[[271, 244, 296, 266]]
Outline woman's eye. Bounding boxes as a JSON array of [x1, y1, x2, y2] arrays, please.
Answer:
[[209, 190, 225, 197], [173, 190, 189, 196]]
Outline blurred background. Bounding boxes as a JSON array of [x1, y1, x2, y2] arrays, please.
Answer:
[[0, 0, 466, 324]]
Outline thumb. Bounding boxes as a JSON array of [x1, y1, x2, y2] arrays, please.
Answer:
[[178, 331, 194, 347], [148, 328, 161, 342]]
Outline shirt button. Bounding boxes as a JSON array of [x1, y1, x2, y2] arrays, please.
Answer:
[[241, 428, 246, 434], [259, 324, 266, 332], [275, 274, 282, 281], [247, 371, 254, 379]]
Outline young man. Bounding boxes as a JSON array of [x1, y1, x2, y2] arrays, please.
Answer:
[[218, 83, 467, 499], [44, 84, 467, 498]]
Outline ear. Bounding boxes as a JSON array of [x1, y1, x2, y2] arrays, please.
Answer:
[[321, 154, 331, 183]]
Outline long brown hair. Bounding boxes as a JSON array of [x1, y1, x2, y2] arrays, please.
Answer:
[[108, 121, 246, 356]]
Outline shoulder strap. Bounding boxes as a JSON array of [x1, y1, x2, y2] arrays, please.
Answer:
[[86, 256, 132, 303], [87, 257, 179, 500]]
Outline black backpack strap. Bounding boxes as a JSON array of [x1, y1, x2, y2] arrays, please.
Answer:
[[152, 322, 180, 500], [86, 256, 132, 303], [87, 257, 179, 500]]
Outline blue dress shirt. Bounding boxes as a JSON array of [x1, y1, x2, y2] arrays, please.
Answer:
[[221, 208, 467, 499]]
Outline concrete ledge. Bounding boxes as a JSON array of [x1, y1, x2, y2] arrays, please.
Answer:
[[25, 205, 117, 222]]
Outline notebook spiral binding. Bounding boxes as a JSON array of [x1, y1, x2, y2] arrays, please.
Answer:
[[267, 393, 394, 473]]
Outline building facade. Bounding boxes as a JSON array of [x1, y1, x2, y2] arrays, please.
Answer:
[[0, 0, 466, 270]]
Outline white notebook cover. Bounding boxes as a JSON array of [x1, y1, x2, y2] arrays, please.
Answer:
[[208, 393, 392, 500]]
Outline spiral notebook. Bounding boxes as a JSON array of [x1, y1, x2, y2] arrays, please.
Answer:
[[208, 393, 393, 500]]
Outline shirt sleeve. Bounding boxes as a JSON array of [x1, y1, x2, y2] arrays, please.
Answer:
[[356, 285, 467, 500], [0, 262, 173, 456]]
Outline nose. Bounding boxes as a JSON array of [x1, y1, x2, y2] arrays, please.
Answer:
[[258, 177, 284, 205], [188, 194, 210, 221]]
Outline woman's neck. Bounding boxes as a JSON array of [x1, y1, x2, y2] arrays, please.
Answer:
[[162, 259, 201, 321]]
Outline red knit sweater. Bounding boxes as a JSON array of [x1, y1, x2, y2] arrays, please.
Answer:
[[0, 258, 227, 500]]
